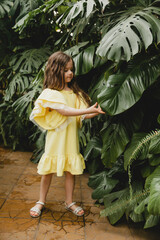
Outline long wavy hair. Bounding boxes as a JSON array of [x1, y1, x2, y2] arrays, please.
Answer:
[[43, 51, 90, 105]]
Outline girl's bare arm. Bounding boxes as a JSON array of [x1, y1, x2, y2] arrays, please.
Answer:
[[55, 102, 105, 116]]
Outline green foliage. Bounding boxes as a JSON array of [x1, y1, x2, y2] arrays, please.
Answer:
[[96, 7, 160, 61], [10, 46, 51, 73], [102, 184, 148, 224], [88, 171, 119, 199], [98, 53, 160, 115], [0, 0, 13, 18], [1, 0, 160, 230], [147, 177, 160, 215]]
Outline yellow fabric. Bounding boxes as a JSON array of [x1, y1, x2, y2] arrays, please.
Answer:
[[30, 88, 88, 176], [76, 93, 88, 128], [30, 89, 68, 130]]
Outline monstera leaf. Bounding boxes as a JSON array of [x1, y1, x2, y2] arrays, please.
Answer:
[[9, 46, 51, 73], [97, 54, 160, 115], [66, 43, 95, 75], [96, 7, 160, 62], [88, 171, 119, 199], [0, 0, 13, 18], [101, 107, 143, 167], [13, 0, 65, 33], [147, 177, 160, 215], [59, 0, 109, 25], [4, 73, 32, 101], [101, 120, 130, 167], [84, 136, 102, 160]]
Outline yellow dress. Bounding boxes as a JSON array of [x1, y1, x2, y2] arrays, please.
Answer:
[[30, 88, 87, 176]]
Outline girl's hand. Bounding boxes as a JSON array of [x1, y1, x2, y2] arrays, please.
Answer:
[[87, 102, 105, 115]]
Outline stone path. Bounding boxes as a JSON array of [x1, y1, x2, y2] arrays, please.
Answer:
[[0, 147, 159, 240]]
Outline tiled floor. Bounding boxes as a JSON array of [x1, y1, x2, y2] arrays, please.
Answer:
[[0, 147, 160, 240]]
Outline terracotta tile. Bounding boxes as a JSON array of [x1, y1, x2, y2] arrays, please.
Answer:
[[0, 218, 38, 240], [36, 220, 85, 240], [85, 222, 134, 240], [9, 185, 40, 200], [0, 147, 12, 161], [50, 175, 65, 188], [7, 151, 32, 164], [23, 164, 38, 175], [0, 198, 5, 208], [41, 202, 84, 221], [0, 199, 37, 218], [47, 187, 82, 202], [80, 172, 90, 188], [17, 174, 41, 187], [50, 175, 81, 188], [81, 188, 95, 204], [83, 205, 108, 223], [0, 151, 32, 167], [0, 165, 25, 176], [0, 173, 20, 185], [129, 223, 160, 240], [0, 147, 12, 154], [0, 184, 14, 198]]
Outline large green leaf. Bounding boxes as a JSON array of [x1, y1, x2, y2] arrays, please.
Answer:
[[9, 46, 51, 73], [124, 130, 160, 170], [0, 0, 13, 18], [13, 0, 65, 33], [97, 54, 160, 115], [96, 7, 160, 62], [144, 214, 160, 229], [59, 0, 99, 25], [101, 188, 129, 224], [84, 136, 102, 160], [4, 73, 32, 101], [101, 119, 130, 167], [135, 196, 149, 214], [124, 133, 147, 170], [149, 154, 160, 166], [145, 166, 160, 189], [66, 43, 95, 75], [12, 87, 41, 117], [129, 211, 144, 223], [101, 107, 143, 167], [88, 171, 119, 199], [147, 177, 160, 215], [10, 0, 41, 22]]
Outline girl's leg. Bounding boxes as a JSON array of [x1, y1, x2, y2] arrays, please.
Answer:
[[65, 171, 84, 215], [30, 173, 53, 217]]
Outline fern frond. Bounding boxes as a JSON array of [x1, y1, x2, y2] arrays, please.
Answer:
[[101, 188, 150, 218], [127, 129, 160, 198]]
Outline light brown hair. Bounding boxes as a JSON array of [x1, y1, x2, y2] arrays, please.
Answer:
[[43, 51, 90, 105]]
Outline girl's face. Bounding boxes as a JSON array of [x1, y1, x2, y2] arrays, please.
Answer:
[[64, 60, 74, 84]]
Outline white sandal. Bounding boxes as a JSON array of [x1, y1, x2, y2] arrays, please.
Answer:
[[30, 201, 45, 218], [65, 202, 84, 217]]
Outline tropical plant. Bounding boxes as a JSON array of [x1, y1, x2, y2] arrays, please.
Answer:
[[90, 130, 160, 229], [1, 0, 160, 229]]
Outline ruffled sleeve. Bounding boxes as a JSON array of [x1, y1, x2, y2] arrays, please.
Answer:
[[76, 94, 88, 128], [30, 89, 72, 131]]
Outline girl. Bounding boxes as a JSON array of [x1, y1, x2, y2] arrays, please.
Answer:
[[29, 51, 105, 218]]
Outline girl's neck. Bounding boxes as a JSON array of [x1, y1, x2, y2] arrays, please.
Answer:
[[63, 84, 71, 91]]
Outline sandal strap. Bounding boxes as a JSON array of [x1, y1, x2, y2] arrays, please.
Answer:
[[66, 202, 76, 209], [36, 201, 45, 206], [30, 206, 41, 215], [74, 206, 83, 214]]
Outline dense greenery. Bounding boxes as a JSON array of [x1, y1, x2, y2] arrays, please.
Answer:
[[1, 0, 160, 228]]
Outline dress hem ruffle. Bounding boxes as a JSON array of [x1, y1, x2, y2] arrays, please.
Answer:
[[37, 153, 85, 177]]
